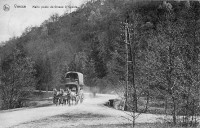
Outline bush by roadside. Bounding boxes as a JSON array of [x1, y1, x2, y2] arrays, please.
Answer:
[[0, 90, 54, 110]]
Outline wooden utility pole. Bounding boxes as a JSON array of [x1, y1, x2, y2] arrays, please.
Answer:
[[128, 22, 137, 112], [127, 21, 137, 128], [124, 21, 129, 111]]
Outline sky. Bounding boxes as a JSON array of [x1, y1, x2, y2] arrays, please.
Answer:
[[0, 0, 86, 44]]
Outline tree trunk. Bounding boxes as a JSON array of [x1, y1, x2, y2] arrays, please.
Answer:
[[132, 115, 135, 128], [46, 84, 49, 92], [172, 96, 176, 125], [131, 91, 135, 128], [145, 91, 149, 112], [165, 97, 168, 115]]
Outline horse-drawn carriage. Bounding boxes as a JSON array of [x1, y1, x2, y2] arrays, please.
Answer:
[[53, 72, 84, 105]]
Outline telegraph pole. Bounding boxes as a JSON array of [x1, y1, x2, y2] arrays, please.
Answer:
[[124, 20, 129, 111], [125, 11, 137, 127]]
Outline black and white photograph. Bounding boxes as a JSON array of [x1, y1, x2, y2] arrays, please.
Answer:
[[1, 0, 200, 128]]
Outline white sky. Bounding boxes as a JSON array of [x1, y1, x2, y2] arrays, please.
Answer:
[[0, 0, 86, 44]]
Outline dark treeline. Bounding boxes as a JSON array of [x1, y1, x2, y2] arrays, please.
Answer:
[[1, 0, 200, 126]]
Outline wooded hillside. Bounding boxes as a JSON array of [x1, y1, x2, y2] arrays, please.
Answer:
[[1, 2, 200, 122]]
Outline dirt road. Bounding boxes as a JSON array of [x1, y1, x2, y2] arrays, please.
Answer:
[[0, 93, 164, 128]]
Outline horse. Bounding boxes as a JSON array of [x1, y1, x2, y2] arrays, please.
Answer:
[[53, 92, 60, 106], [53, 89, 79, 106], [56, 88, 67, 105], [70, 91, 78, 105], [62, 91, 77, 106], [66, 92, 71, 105], [57, 91, 73, 106], [53, 90, 67, 106], [53, 89, 60, 105]]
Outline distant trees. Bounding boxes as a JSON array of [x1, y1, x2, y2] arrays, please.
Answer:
[[114, 1, 200, 127], [145, 1, 200, 126], [0, 48, 36, 109], [150, 1, 200, 126], [1, 1, 200, 123]]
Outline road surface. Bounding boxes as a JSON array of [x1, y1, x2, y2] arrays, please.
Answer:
[[0, 93, 164, 128]]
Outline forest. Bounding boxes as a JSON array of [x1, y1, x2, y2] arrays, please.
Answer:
[[1, 0, 200, 126]]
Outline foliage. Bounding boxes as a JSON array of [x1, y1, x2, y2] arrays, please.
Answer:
[[0, 48, 36, 109], [1, 2, 200, 125]]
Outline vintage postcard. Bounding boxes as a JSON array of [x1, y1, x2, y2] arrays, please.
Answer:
[[0, 0, 200, 128]]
